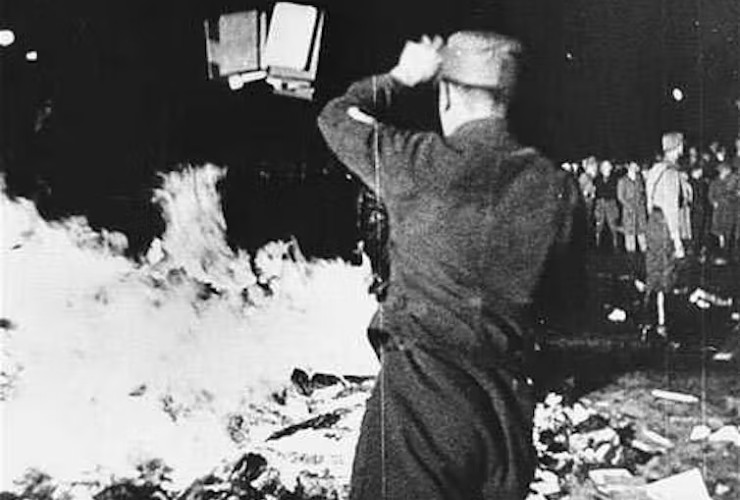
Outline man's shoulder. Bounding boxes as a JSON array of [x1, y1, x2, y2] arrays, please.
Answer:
[[649, 161, 678, 178], [505, 146, 558, 173]]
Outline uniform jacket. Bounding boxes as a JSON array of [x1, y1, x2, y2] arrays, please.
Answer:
[[318, 74, 578, 366], [616, 174, 647, 235], [645, 161, 686, 242]]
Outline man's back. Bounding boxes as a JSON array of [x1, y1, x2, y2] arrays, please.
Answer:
[[319, 76, 577, 363], [318, 33, 579, 500]]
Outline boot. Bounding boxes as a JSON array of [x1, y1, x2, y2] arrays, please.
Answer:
[[638, 291, 654, 342]]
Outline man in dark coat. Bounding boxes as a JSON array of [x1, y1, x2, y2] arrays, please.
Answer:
[[318, 32, 578, 499], [578, 157, 598, 246], [617, 161, 648, 280], [688, 164, 710, 256], [709, 160, 739, 253], [617, 161, 648, 253], [594, 160, 620, 251]]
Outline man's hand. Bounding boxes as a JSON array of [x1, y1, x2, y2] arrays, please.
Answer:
[[390, 35, 444, 87]]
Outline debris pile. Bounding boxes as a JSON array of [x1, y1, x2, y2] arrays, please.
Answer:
[[4, 363, 740, 499], [179, 370, 374, 500], [529, 392, 660, 499], [527, 383, 740, 499]]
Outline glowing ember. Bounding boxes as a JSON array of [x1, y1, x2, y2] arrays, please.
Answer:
[[0, 166, 377, 496]]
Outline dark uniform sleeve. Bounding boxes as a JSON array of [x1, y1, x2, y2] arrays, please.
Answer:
[[317, 74, 439, 196]]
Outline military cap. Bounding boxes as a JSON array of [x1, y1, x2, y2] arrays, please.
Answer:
[[440, 31, 521, 89], [661, 132, 684, 153]]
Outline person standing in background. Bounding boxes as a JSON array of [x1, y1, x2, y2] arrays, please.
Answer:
[[678, 166, 693, 247], [617, 161, 647, 278], [578, 157, 598, 247], [732, 137, 740, 172], [594, 160, 620, 251], [642, 132, 686, 337], [687, 146, 699, 169], [709, 160, 738, 254], [688, 163, 710, 256]]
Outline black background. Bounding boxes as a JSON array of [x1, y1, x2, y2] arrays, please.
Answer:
[[1, 0, 739, 255]]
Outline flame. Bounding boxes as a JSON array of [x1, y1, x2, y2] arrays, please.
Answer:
[[0, 166, 377, 495]]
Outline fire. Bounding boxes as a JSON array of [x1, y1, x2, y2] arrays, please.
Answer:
[[0, 166, 377, 496]]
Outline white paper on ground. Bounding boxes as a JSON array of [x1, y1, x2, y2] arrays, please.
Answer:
[[708, 425, 740, 446], [713, 351, 734, 361], [689, 424, 712, 441], [643, 468, 712, 500], [641, 428, 674, 448], [651, 389, 699, 404]]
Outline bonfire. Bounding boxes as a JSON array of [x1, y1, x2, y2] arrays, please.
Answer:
[[0, 165, 377, 499]]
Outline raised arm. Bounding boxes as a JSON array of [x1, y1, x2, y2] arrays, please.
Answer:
[[317, 36, 444, 195]]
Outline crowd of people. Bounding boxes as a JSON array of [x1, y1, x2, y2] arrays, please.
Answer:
[[560, 134, 740, 337], [562, 136, 740, 262]]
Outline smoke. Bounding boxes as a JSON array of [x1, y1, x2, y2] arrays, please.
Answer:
[[0, 166, 377, 495]]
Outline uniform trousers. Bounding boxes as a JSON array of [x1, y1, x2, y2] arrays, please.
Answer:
[[350, 336, 536, 500]]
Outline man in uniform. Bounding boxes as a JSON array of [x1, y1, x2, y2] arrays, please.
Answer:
[[318, 32, 578, 499], [643, 132, 687, 337]]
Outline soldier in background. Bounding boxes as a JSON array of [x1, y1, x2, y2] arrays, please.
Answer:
[[642, 132, 687, 337]]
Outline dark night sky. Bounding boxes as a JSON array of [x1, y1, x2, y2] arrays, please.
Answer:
[[1, 0, 739, 184]]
